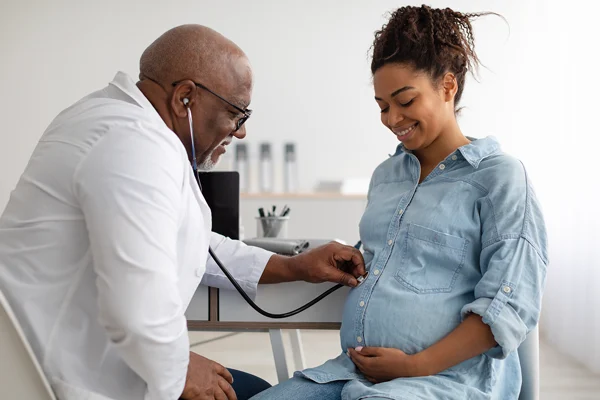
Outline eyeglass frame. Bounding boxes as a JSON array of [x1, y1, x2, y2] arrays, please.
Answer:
[[172, 80, 252, 132]]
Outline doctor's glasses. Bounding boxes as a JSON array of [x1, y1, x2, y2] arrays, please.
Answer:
[[172, 80, 252, 132]]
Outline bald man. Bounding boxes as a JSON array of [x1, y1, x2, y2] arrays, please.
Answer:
[[0, 25, 365, 400]]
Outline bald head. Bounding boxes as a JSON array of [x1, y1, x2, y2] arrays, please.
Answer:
[[137, 25, 253, 170], [139, 24, 250, 90]]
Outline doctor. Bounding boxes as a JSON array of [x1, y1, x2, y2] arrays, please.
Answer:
[[0, 25, 365, 400]]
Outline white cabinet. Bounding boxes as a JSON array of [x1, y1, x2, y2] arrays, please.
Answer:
[[215, 193, 366, 323]]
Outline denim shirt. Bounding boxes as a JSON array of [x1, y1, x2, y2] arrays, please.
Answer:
[[298, 137, 548, 400]]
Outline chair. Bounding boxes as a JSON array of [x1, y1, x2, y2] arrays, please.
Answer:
[[0, 289, 57, 399], [518, 325, 540, 400]]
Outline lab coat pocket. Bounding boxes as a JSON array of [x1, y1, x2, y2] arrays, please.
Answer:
[[395, 224, 467, 294]]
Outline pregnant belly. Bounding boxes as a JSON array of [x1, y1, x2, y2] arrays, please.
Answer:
[[340, 286, 468, 354]]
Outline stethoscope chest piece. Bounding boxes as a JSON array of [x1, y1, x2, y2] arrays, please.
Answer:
[[356, 271, 369, 286]]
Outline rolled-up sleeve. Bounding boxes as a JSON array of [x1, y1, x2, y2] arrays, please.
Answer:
[[201, 233, 273, 300], [461, 159, 548, 359], [461, 237, 547, 358]]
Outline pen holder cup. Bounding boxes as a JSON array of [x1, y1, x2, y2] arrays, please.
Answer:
[[256, 216, 290, 238]]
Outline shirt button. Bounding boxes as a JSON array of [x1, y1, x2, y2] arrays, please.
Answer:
[[503, 286, 511, 294], [357, 336, 363, 343], [373, 269, 380, 276], [388, 239, 393, 245], [451, 155, 458, 161], [398, 209, 404, 215], [359, 301, 365, 307], [439, 164, 446, 170], [195, 269, 203, 277]]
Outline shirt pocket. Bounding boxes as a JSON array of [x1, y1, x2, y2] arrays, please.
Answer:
[[395, 223, 467, 294]]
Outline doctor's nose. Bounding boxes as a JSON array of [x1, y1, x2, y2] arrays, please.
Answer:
[[233, 125, 247, 140]]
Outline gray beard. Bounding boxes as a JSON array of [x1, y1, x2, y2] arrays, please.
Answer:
[[198, 148, 217, 171]]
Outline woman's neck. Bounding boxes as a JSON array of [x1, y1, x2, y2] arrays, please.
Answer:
[[413, 121, 469, 168]]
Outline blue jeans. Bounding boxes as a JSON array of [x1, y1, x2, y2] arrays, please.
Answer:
[[230, 369, 272, 400], [249, 375, 345, 400], [180, 368, 271, 400], [249, 376, 395, 400]]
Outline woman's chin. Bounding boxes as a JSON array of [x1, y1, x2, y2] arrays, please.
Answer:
[[401, 137, 422, 151]]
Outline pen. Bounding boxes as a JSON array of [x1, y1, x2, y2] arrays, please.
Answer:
[[279, 204, 288, 216], [258, 208, 269, 235]]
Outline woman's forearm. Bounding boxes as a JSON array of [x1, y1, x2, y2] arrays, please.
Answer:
[[414, 313, 498, 375]]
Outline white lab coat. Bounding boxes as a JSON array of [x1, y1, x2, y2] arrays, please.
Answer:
[[0, 72, 273, 400]]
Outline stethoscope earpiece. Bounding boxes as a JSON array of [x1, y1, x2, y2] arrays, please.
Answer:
[[186, 100, 197, 172]]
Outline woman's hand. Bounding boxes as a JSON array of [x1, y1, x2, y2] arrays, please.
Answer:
[[348, 314, 498, 384], [347, 346, 425, 383]]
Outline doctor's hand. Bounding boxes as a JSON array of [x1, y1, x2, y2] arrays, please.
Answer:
[[260, 242, 365, 287], [289, 241, 366, 287], [180, 351, 237, 400]]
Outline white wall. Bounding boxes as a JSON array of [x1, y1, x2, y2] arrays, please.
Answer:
[[1, 0, 599, 371], [531, 2, 600, 373], [0, 0, 556, 202]]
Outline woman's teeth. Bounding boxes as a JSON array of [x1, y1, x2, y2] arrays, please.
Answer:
[[398, 124, 417, 136]]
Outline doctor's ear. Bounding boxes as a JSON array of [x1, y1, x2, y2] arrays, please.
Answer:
[[170, 80, 196, 117]]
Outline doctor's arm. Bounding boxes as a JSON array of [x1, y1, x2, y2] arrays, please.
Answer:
[[74, 130, 191, 400], [203, 234, 366, 299]]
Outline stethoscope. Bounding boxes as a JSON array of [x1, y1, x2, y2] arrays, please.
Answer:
[[184, 99, 366, 318]]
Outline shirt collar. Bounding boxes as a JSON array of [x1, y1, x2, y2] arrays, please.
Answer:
[[458, 136, 501, 168], [392, 135, 501, 169], [108, 71, 165, 125]]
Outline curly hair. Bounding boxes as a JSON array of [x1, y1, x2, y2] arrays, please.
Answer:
[[371, 5, 498, 107]]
